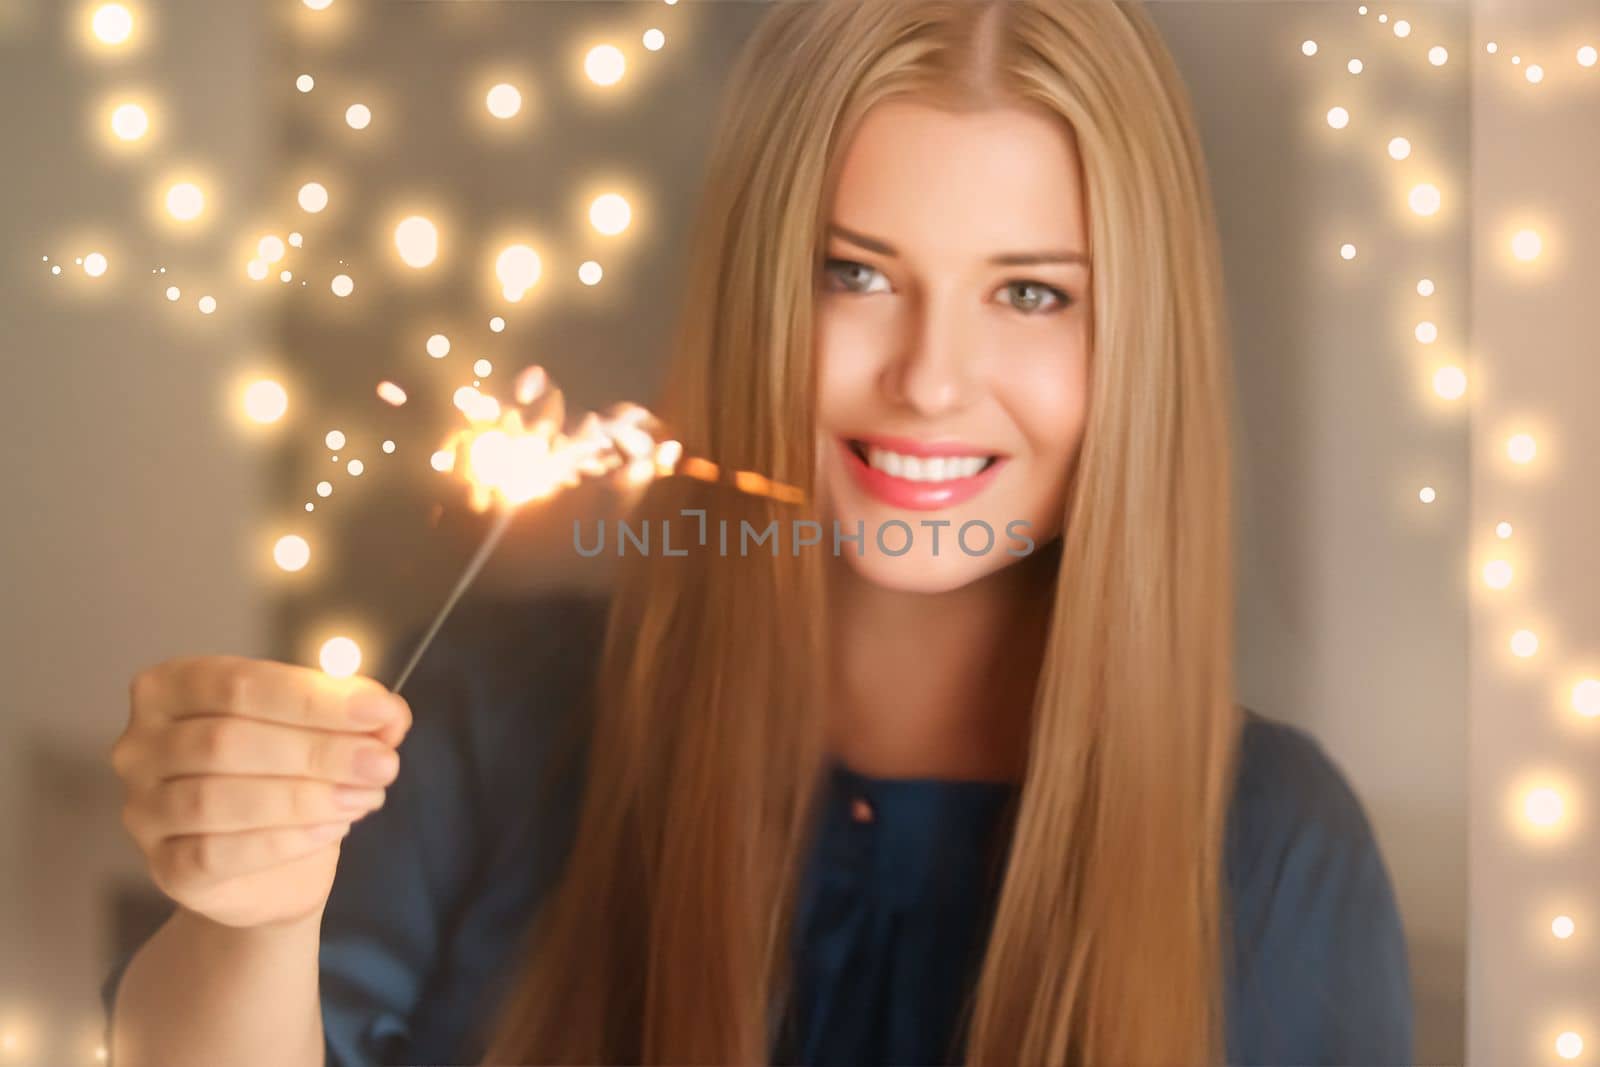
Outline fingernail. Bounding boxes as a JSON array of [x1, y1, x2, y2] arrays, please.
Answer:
[[332, 785, 385, 811], [354, 746, 399, 784]]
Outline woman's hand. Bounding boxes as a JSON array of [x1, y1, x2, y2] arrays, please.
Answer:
[[111, 655, 412, 929]]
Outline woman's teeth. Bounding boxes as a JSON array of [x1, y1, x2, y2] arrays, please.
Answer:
[[863, 445, 992, 482]]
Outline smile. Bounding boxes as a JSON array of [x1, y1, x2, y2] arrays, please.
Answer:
[[839, 435, 1008, 511]]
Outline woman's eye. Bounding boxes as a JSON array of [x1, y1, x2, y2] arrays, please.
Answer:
[[1000, 280, 1072, 315], [821, 258, 887, 294]]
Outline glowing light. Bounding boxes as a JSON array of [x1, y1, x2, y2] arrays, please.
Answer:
[[495, 244, 541, 298], [1574, 679, 1600, 718], [1301, 40, 1318, 57], [1553, 915, 1576, 939], [345, 103, 372, 130], [198, 295, 217, 315], [165, 285, 180, 301], [394, 216, 439, 269], [347, 459, 365, 476], [166, 182, 205, 222], [243, 380, 289, 423], [316, 480, 333, 497], [280, 270, 293, 283], [1415, 321, 1438, 344], [1483, 560, 1513, 589], [1507, 433, 1537, 464], [1432, 366, 1466, 399], [429, 449, 457, 473], [1347, 59, 1364, 75], [1326, 107, 1349, 130], [1525, 787, 1563, 825], [324, 430, 346, 451], [111, 103, 149, 141], [296, 74, 315, 93], [1388, 137, 1412, 160], [1487, 42, 1499, 55], [304, 0, 334, 8], [1428, 46, 1448, 66], [1511, 630, 1540, 658], [426, 333, 451, 358], [274, 535, 311, 572], [1495, 522, 1512, 539], [643, 28, 665, 51], [1418, 487, 1436, 504], [92, 4, 133, 45], [1512, 229, 1542, 261], [331, 274, 354, 298], [489, 316, 506, 333], [585, 44, 626, 86], [578, 260, 603, 285], [1409, 184, 1442, 217], [590, 193, 632, 236], [247, 258, 269, 280], [319, 637, 362, 678], [1393, 19, 1410, 38], [298, 182, 328, 213], [1526, 64, 1544, 84], [382, 440, 396, 454], [289, 232, 303, 247], [486, 83, 521, 119], [83, 252, 108, 277], [1580, 46, 1598, 69], [376, 381, 408, 406], [258, 235, 286, 263], [1340, 244, 1357, 261], [1417, 278, 1434, 296], [1556, 1032, 1583, 1060], [473, 359, 492, 377]]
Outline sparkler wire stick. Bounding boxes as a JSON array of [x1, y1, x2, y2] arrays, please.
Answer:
[[389, 505, 517, 693]]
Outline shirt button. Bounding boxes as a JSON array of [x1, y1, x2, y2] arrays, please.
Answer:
[[850, 795, 875, 824]]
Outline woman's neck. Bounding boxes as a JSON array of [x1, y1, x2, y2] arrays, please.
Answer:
[[824, 548, 1057, 784]]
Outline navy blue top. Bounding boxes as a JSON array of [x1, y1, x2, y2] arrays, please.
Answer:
[[101, 590, 1414, 1066]]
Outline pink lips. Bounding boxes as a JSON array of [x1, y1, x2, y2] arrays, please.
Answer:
[[838, 435, 1007, 511]]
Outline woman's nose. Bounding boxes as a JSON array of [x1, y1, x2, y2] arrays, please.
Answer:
[[877, 299, 977, 416]]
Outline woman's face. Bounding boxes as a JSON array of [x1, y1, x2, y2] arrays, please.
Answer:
[[814, 98, 1093, 594]]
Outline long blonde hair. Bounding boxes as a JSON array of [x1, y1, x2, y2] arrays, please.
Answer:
[[480, 1, 1241, 1062]]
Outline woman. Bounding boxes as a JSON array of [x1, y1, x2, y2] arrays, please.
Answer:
[[102, 1, 1413, 1065]]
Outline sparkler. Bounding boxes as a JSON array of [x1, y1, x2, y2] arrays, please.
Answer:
[[387, 363, 805, 693]]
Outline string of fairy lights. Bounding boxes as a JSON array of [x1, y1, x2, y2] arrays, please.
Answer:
[[1306, 5, 1598, 1062], [9, 0, 1595, 1062]]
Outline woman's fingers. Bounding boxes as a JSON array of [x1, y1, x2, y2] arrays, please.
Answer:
[[121, 776, 386, 846], [149, 822, 355, 894]]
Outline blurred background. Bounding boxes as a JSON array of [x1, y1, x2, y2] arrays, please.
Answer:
[[2, 1, 1597, 1064]]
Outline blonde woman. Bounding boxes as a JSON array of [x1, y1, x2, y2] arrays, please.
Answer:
[[102, 1, 1412, 1064]]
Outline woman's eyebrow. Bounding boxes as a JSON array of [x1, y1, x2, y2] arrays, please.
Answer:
[[827, 221, 1088, 267]]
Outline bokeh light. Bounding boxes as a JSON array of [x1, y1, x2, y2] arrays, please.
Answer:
[[426, 333, 451, 358], [1574, 679, 1600, 718], [1525, 787, 1563, 826], [325, 430, 346, 450], [91, 4, 133, 45], [166, 182, 205, 222], [298, 181, 329, 213], [273, 535, 311, 572], [1433, 366, 1467, 400], [345, 103, 372, 130], [83, 252, 108, 277], [1552, 915, 1576, 939], [1511, 630, 1540, 658], [495, 244, 541, 297], [585, 44, 626, 86], [319, 637, 362, 678], [243, 380, 289, 423], [486, 83, 522, 119], [331, 274, 354, 297], [1388, 137, 1411, 160], [1326, 106, 1350, 130], [394, 215, 439, 268], [1409, 183, 1442, 217], [1483, 560, 1513, 589], [578, 260, 603, 285], [110, 103, 149, 141], [589, 193, 631, 235], [1507, 433, 1537, 464], [1512, 229, 1543, 261]]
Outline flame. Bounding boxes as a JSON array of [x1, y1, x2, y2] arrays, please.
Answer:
[[434, 364, 804, 512]]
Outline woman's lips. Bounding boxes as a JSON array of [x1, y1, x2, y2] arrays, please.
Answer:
[[838, 436, 1007, 511]]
